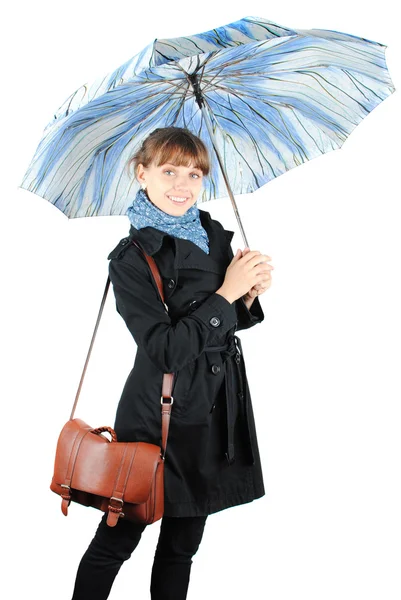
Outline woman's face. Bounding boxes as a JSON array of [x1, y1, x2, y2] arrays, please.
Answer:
[[136, 159, 204, 215]]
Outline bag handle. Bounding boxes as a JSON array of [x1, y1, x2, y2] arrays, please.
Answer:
[[69, 239, 174, 459]]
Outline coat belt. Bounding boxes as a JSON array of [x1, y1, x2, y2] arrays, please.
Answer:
[[204, 334, 255, 467]]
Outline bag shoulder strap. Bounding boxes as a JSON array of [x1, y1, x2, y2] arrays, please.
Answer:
[[69, 239, 174, 458]]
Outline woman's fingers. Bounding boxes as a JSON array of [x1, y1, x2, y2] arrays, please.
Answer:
[[241, 248, 274, 296], [254, 273, 273, 292]]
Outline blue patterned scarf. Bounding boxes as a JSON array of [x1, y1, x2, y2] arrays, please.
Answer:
[[126, 188, 210, 254]]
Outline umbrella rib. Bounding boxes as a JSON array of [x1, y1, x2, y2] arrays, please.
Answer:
[[151, 70, 199, 129], [199, 65, 231, 96], [45, 110, 152, 205], [292, 71, 369, 118], [204, 39, 381, 79], [342, 68, 387, 102], [156, 35, 208, 58], [209, 75, 359, 128], [207, 88, 308, 156], [201, 95, 264, 186], [290, 108, 327, 152], [225, 94, 270, 173], [189, 66, 366, 128]]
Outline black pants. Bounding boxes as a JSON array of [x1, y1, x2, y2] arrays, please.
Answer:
[[71, 511, 208, 600]]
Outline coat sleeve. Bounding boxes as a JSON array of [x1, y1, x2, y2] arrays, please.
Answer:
[[235, 294, 265, 331], [108, 255, 238, 373]]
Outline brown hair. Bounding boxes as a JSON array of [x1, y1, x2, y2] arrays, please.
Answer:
[[126, 126, 210, 181]]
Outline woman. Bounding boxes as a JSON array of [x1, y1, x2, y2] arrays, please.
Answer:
[[71, 126, 274, 600]]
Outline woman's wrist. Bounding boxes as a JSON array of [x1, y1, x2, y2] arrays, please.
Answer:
[[215, 289, 257, 308], [215, 287, 235, 304], [243, 293, 255, 310]]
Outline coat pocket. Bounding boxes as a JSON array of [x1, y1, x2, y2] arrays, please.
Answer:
[[171, 360, 196, 414]]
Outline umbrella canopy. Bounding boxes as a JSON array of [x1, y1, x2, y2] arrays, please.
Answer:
[[19, 15, 395, 219]]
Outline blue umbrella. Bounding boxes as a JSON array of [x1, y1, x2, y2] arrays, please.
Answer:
[[19, 15, 395, 246]]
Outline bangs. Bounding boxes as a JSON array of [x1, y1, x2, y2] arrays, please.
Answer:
[[126, 126, 211, 180], [152, 138, 210, 176]]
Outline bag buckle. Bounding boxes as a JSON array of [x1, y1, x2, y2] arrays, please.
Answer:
[[108, 496, 124, 516], [161, 396, 174, 405], [107, 497, 125, 521], [60, 483, 71, 499], [110, 496, 124, 504]]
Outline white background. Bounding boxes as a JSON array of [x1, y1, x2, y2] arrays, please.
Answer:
[[2, 2, 400, 599]]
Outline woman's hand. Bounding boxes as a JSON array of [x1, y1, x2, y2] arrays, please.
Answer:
[[216, 247, 274, 304], [241, 247, 274, 306]]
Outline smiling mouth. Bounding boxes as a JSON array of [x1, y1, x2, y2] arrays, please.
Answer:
[[167, 195, 190, 204]]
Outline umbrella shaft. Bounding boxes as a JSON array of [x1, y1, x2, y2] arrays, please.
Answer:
[[188, 73, 249, 248]]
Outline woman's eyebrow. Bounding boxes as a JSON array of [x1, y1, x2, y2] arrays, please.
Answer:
[[163, 163, 202, 171]]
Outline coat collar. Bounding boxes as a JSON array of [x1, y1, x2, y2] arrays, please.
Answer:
[[127, 209, 235, 275]]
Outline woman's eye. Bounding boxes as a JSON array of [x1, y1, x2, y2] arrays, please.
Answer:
[[163, 170, 201, 178]]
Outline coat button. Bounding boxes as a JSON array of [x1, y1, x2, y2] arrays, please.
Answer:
[[188, 300, 198, 314], [167, 279, 175, 289], [209, 316, 220, 327], [120, 238, 129, 245], [211, 364, 221, 374]]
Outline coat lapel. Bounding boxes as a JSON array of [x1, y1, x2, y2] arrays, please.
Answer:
[[128, 209, 234, 275]]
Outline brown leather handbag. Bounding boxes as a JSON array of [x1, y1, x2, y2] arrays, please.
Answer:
[[50, 240, 175, 527]]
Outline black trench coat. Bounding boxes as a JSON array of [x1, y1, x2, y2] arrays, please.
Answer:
[[107, 208, 266, 517]]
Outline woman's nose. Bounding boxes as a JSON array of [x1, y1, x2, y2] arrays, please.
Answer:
[[174, 175, 191, 188]]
